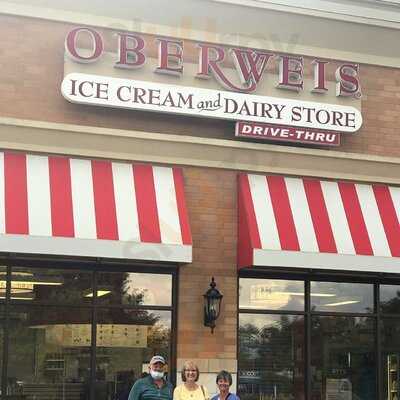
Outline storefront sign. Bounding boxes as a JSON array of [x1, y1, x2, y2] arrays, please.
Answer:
[[61, 73, 362, 133], [62, 28, 363, 145], [236, 121, 340, 146], [64, 28, 362, 98]]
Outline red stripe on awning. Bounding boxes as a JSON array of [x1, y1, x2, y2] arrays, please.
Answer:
[[48, 156, 74, 237], [303, 179, 337, 253], [133, 164, 161, 243], [4, 152, 28, 234], [338, 182, 373, 256], [92, 160, 119, 240], [267, 175, 299, 251], [172, 168, 192, 245], [373, 185, 400, 257], [238, 174, 262, 249]]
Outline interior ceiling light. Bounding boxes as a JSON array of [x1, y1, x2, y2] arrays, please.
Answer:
[[323, 300, 360, 307], [276, 292, 335, 297], [8, 280, 63, 286], [0, 272, 63, 286], [0, 282, 34, 291], [84, 290, 111, 298], [0, 293, 34, 301], [251, 292, 335, 300]]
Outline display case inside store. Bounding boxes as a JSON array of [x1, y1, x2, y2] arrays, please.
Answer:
[[388, 354, 399, 400]]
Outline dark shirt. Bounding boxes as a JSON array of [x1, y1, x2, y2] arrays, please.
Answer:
[[128, 375, 173, 400], [211, 394, 240, 400]]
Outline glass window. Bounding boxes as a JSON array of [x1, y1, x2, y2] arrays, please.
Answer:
[[380, 285, 400, 314], [95, 309, 171, 400], [0, 265, 9, 301], [96, 272, 172, 306], [311, 281, 374, 313], [311, 316, 375, 400], [7, 305, 92, 400], [238, 314, 304, 400], [381, 318, 400, 400], [0, 305, 4, 390], [0, 265, 175, 399], [239, 278, 304, 311], [7, 267, 93, 305]]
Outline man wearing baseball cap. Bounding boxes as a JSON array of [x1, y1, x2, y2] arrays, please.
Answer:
[[128, 355, 173, 400]]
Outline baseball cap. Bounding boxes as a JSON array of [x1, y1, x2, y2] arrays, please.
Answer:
[[150, 355, 166, 365]]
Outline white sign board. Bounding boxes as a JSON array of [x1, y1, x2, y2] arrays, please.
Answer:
[[326, 378, 352, 400], [61, 73, 362, 133], [45, 324, 148, 348]]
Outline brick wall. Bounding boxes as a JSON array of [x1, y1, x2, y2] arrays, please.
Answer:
[[1, 15, 399, 157], [179, 167, 237, 359], [177, 166, 238, 390]]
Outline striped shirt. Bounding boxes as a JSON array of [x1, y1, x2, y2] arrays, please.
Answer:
[[128, 375, 173, 400]]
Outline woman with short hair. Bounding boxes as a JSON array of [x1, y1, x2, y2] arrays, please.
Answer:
[[173, 361, 209, 400], [211, 371, 239, 400]]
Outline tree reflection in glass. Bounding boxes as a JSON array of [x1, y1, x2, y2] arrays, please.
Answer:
[[310, 316, 375, 400], [380, 285, 400, 314], [97, 272, 172, 306], [382, 318, 400, 400], [239, 314, 305, 400]]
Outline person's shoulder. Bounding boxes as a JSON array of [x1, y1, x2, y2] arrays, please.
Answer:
[[200, 385, 209, 395], [174, 384, 185, 392], [133, 376, 151, 388], [210, 394, 219, 400], [174, 384, 185, 389], [228, 394, 240, 400]]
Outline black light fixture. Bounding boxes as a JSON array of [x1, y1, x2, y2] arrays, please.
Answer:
[[203, 277, 223, 333]]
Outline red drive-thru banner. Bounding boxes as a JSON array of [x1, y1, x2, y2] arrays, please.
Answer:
[[235, 121, 340, 146]]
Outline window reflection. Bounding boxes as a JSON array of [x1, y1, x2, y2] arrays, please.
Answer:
[[311, 282, 373, 313], [311, 316, 375, 400], [239, 314, 304, 400], [380, 285, 400, 314], [382, 319, 400, 400], [0, 267, 174, 400], [97, 272, 172, 306], [0, 306, 4, 390], [239, 279, 304, 311], [7, 305, 92, 399], [4, 267, 93, 304]]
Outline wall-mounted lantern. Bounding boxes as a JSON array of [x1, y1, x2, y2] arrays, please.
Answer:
[[203, 277, 223, 333]]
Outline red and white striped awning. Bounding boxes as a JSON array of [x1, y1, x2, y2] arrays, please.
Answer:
[[238, 173, 400, 273], [0, 152, 192, 263]]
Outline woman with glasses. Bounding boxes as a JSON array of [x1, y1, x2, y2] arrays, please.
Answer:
[[211, 371, 239, 400], [174, 361, 209, 400]]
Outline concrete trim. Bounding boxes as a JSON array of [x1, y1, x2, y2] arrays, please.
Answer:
[[253, 249, 400, 273], [0, 234, 193, 263], [0, 117, 399, 184], [211, 0, 400, 28]]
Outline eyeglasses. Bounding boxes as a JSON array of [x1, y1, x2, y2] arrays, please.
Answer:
[[185, 370, 197, 373]]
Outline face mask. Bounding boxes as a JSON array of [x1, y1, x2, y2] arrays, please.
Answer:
[[150, 370, 164, 380]]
